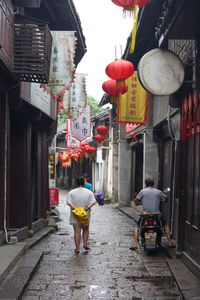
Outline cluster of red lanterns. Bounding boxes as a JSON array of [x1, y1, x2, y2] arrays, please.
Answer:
[[102, 59, 134, 102], [94, 125, 108, 144], [58, 143, 97, 167], [102, 0, 150, 100]]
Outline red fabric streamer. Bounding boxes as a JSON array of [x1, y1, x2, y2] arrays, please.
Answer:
[[181, 96, 188, 141], [193, 90, 199, 135], [188, 93, 193, 137]]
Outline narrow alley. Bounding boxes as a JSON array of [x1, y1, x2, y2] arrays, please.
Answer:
[[22, 190, 182, 300]]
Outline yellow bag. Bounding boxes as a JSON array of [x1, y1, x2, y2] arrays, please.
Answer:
[[72, 207, 89, 224]]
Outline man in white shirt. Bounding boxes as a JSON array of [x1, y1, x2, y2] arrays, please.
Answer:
[[67, 177, 96, 254]]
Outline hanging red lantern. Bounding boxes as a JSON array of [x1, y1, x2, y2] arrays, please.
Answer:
[[85, 147, 97, 154], [58, 102, 63, 107], [102, 79, 128, 104], [94, 135, 105, 142], [71, 153, 79, 161], [96, 125, 108, 136], [60, 151, 70, 163], [111, 0, 150, 9], [106, 59, 134, 88], [58, 108, 62, 113], [102, 80, 128, 96]]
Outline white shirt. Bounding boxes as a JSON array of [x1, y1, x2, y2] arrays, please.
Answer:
[[67, 187, 96, 224]]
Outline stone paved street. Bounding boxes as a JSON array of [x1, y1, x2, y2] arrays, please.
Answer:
[[22, 190, 182, 300]]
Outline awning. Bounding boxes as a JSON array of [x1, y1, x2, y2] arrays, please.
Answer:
[[155, 0, 200, 45]]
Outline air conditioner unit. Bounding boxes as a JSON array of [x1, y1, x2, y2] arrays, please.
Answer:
[[14, 14, 52, 84]]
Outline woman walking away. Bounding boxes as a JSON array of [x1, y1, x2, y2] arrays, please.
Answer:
[[67, 177, 96, 254]]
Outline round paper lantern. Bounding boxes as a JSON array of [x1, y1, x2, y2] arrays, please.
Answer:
[[94, 135, 105, 142], [111, 0, 149, 9], [96, 125, 108, 136], [71, 153, 79, 161], [85, 147, 96, 154], [105, 59, 134, 88], [102, 80, 128, 96], [60, 151, 70, 162]]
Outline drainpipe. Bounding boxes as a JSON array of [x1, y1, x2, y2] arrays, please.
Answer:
[[4, 82, 20, 244], [167, 106, 179, 233]]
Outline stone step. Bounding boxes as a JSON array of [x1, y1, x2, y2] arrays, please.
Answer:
[[0, 243, 26, 285], [167, 258, 200, 300], [0, 249, 42, 300], [0, 226, 55, 298]]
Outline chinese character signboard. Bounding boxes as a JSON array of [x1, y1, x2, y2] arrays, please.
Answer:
[[117, 73, 149, 124], [41, 31, 77, 99], [71, 106, 91, 141], [49, 154, 55, 179], [49, 188, 59, 206], [62, 73, 87, 119], [66, 119, 81, 149]]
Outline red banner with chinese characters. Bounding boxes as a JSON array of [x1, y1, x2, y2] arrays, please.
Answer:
[[117, 73, 149, 124], [49, 188, 59, 206]]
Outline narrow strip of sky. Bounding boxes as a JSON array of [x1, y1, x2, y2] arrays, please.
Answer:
[[73, 0, 133, 102]]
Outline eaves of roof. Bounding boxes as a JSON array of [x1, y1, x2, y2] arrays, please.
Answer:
[[91, 108, 110, 122], [98, 94, 111, 107], [24, 0, 87, 67]]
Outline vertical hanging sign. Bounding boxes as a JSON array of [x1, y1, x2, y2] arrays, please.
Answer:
[[71, 106, 91, 141], [117, 73, 149, 124], [41, 31, 77, 100], [49, 154, 55, 179]]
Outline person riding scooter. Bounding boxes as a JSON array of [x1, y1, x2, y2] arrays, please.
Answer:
[[129, 177, 175, 250]]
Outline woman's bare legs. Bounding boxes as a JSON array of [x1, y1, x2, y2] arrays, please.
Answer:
[[73, 225, 81, 252], [82, 225, 90, 248]]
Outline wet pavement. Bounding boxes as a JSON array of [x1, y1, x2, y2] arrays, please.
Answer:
[[22, 189, 182, 300]]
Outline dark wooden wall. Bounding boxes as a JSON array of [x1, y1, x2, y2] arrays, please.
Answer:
[[180, 134, 200, 275]]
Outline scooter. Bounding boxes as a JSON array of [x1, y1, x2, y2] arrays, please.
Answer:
[[139, 213, 163, 251]]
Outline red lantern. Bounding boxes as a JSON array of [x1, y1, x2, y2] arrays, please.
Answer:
[[111, 0, 150, 9], [85, 147, 96, 154], [102, 80, 128, 96], [106, 59, 134, 88], [94, 135, 105, 142], [60, 151, 70, 162], [71, 153, 79, 161], [96, 125, 108, 136], [58, 102, 63, 107]]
